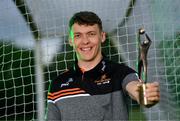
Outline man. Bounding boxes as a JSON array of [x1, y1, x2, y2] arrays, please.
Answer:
[[47, 11, 160, 120]]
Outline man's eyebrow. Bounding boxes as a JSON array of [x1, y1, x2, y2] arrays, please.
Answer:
[[87, 31, 96, 33], [74, 32, 81, 34]]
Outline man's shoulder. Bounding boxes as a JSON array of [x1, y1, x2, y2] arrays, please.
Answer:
[[105, 59, 136, 74], [52, 68, 74, 84], [106, 59, 128, 69], [49, 67, 76, 92]]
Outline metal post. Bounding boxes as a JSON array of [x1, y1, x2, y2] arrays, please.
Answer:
[[34, 40, 45, 121]]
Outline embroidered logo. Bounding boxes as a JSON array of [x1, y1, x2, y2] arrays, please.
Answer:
[[95, 74, 111, 85], [61, 78, 73, 87]]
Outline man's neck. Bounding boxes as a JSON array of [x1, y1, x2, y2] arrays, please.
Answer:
[[78, 55, 103, 72]]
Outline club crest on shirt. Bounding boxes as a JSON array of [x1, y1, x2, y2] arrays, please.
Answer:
[[94, 74, 111, 85]]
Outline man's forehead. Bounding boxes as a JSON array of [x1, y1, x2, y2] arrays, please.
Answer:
[[71, 23, 99, 32]]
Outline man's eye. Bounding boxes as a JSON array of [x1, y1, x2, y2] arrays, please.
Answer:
[[74, 34, 81, 38], [88, 32, 96, 37]]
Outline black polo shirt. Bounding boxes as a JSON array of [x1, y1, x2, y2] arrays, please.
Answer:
[[47, 57, 138, 120]]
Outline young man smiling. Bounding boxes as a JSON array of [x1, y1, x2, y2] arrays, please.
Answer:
[[47, 11, 160, 120], [69, 15, 106, 71]]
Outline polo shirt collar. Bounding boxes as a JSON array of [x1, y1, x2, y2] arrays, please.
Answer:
[[73, 57, 107, 75]]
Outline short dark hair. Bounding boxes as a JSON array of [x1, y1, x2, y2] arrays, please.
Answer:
[[69, 11, 103, 31]]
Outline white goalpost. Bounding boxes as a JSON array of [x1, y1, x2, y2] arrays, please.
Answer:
[[0, 0, 179, 120], [34, 40, 45, 121]]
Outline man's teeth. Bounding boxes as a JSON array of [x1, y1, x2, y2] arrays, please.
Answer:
[[82, 47, 91, 51]]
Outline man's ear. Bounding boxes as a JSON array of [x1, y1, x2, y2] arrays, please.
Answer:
[[101, 32, 106, 43], [69, 39, 73, 47], [69, 28, 74, 46]]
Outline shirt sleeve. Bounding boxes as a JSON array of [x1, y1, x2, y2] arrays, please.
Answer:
[[122, 73, 139, 92], [46, 102, 61, 120], [46, 80, 61, 120]]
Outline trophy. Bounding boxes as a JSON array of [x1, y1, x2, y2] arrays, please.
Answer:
[[137, 28, 154, 107]]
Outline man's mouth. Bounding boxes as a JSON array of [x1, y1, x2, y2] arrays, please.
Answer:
[[81, 47, 92, 51]]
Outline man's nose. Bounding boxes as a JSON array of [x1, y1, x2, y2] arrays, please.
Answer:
[[82, 35, 89, 44]]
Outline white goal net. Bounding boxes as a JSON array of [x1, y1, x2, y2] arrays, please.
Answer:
[[0, 0, 179, 120]]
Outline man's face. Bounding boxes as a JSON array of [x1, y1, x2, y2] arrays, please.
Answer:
[[69, 23, 105, 62]]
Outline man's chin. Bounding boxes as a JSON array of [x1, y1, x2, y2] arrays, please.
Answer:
[[81, 58, 93, 62], [79, 56, 95, 62]]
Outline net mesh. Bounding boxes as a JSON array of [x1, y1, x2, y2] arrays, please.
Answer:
[[0, 0, 179, 120]]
